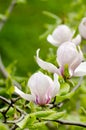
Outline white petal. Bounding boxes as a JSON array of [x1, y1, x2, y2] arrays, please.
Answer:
[[14, 86, 34, 101], [79, 17, 86, 39], [36, 49, 59, 74], [72, 34, 81, 45], [74, 62, 86, 76], [28, 71, 54, 97], [51, 73, 60, 97], [47, 34, 60, 46], [52, 25, 73, 43], [57, 42, 79, 66], [69, 46, 83, 72], [28, 71, 53, 105]]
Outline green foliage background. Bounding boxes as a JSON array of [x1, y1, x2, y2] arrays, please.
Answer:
[[0, 0, 86, 76], [0, 0, 86, 130]]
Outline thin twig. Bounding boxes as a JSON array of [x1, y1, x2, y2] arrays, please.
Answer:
[[6, 114, 25, 124], [49, 77, 83, 109], [56, 77, 83, 108], [0, 56, 21, 89], [0, 96, 26, 115], [10, 125, 18, 130], [0, 0, 17, 31], [72, 76, 83, 92], [0, 57, 9, 78], [0, 96, 11, 104], [43, 119, 86, 128]]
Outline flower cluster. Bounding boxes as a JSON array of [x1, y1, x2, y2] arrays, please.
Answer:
[[36, 17, 86, 78], [15, 17, 86, 106]]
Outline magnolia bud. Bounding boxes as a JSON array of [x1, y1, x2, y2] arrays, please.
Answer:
[[47, 25, 74, 46]]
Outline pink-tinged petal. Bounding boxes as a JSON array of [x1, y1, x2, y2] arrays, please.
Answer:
[[14, 86, 34, 101], [74, 62, 86, 76], [28, 71, 51, 97], [36, 49, 59, 74], [70, 46, 83, 72], [57, 42, 79, 67], [79, 17, 86, 39], [47, 34, 59, 46], [28, 71, 53, 105], [27, 71, 60, 105], [51, 73, 60, 98], [72, 34, 81, 45]]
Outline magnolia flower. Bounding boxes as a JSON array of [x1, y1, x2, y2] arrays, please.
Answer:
[[79, 17, 86, 39], [15, 71, 60, 106], [36, 42, 86, 78], [47, 24, 81, 46]]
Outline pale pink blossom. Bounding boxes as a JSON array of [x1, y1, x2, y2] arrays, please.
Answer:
[[79, 17, 86, 39], [15, 71, 60, 106], [36, 42, 86, 78], [47, 24, 81, 46], [57, 42, 84, 76]]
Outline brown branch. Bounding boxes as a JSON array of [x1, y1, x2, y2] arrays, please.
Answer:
[[43, 119, 86, 128], [10, 125, 18, 130], [0, 96, 26, 115]]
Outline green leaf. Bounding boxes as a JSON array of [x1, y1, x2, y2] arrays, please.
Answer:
[[0, 122, 9, 130], [29, 121, 47, 129], [34, 110, 55, 118], [17, 110, 55, 129], [60, 83, 70, 95], [42, 111, 65, 120], [17, 114, 36, 129], [6, 60, 17, 75], [80, 107, 86, 115], [56, 92, 74, 103], [0, 79, 5, 86], [6, 86, 15, 96], [43, 11, 61, 21], [5, 78, 14, 97]]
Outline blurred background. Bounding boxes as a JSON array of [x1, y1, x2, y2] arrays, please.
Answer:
[[0, 0, 86, 76]]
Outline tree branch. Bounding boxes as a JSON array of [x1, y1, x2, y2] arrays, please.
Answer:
[[0, 57, 21, 89], [71, 76, 83, 92], [43, 119, 86, 128], [0, 0, 17, 31], [49, 77, 83, 109], [0, 96, 26, 115], [6, 114, 25, 124]]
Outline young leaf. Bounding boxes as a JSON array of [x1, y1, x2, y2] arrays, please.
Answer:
[[43, 11, 61, 22], [29, 121, 47, 129], [17, 110, 55, 129], [60, 83, 70, 95], [17, 114, 36, 129], [56, 91, 74, 103], [35, 110, 55, 118], [42, 111, 65, 120], [0, 122, 9, 130]]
